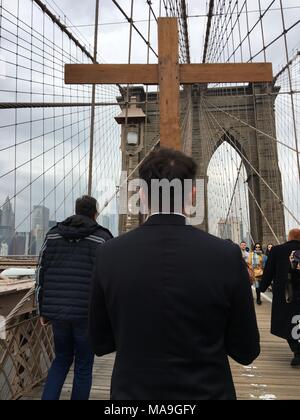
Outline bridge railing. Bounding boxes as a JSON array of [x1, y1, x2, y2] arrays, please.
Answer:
[[0, 291, 54, 400]]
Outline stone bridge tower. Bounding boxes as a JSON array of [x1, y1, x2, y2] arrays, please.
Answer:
[[118, 84, 286, 246]]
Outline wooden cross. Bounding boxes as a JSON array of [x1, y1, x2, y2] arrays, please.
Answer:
[[65, 18, 273, 151]]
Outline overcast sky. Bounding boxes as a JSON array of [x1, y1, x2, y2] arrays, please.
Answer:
[[56, 0, 300, 68], [55, 0, 208, 64]]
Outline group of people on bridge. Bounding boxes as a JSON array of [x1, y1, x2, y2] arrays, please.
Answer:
[[239, 235, 300, 367], [36, 148, 300, 401], [239, 233, 300, 366]]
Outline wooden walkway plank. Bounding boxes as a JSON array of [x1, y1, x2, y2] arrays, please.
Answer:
[[231, 298, 300, 400], [23, 298, 300, 400]]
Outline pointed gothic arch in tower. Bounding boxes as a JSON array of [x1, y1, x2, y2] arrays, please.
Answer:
[[191, 83, 286, 245]]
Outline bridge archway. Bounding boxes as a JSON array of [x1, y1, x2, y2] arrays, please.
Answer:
[[207, 134, 252, 243], [191, 84, 286, 246]]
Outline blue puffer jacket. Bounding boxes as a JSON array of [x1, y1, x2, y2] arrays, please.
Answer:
[[36, 215, 113, 321]]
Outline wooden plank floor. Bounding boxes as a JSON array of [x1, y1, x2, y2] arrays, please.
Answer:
[[231, 297, 300, 400], [23, 297, 300, 400]]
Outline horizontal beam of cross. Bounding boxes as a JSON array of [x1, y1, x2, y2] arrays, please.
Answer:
[[64, 18, 274, 151], [65, 63, 273, 85]]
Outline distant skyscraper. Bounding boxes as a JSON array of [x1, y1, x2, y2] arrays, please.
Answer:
[[32, 206, 50, 232], [31, 206, 50, 255], [9, 232, 30, 256], [0, 226, 14, 245], [28, 232, 37, 256], [33, 225, 46, 255], [1, 196, 15, 229], [0, 197, 15, 251], [0, 242, 8, 257]]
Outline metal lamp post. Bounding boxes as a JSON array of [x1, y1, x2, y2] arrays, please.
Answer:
[[115, 97, 146, 232]]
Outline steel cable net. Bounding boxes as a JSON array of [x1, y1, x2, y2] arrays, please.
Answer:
[[163, 0, 190, 63], [0, 0, 298, 254], [0, 0, 121, 257], [202, 0, 300, 244]]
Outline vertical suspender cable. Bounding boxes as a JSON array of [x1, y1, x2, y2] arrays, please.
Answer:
[[88, 0, 100, 195]]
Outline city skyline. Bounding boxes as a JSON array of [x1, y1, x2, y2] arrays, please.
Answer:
[[0, 195, 119, 256]]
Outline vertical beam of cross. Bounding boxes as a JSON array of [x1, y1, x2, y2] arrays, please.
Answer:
[[158, 18, 181, 150]]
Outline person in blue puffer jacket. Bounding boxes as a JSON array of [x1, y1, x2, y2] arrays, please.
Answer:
[[36, 195, 113, 400]]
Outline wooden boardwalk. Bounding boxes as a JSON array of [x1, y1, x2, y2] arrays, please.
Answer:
[[23, 297, 300, 400]]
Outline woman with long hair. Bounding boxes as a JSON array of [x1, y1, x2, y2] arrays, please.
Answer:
[[265, 243, 274, 258]]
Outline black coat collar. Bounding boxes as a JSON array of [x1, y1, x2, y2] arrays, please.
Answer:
[[287, 240, 300, 245], [143, 214, 186, 226]]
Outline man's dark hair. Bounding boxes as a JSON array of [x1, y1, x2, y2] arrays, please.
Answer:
[[139, 148, 197, 212], [75, 196, 98, 219]]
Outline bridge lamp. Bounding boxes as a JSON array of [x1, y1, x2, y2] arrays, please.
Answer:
[[115, 97, 147, 155], [126, 126, 139, 146]]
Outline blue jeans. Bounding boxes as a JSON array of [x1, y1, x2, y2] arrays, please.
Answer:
[[42, 321, 94, 401]]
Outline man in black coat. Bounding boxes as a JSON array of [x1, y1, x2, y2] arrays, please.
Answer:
[[260, 229, 300, 366], [89, 148, 260, 400], [36, 196, 113, 400]]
